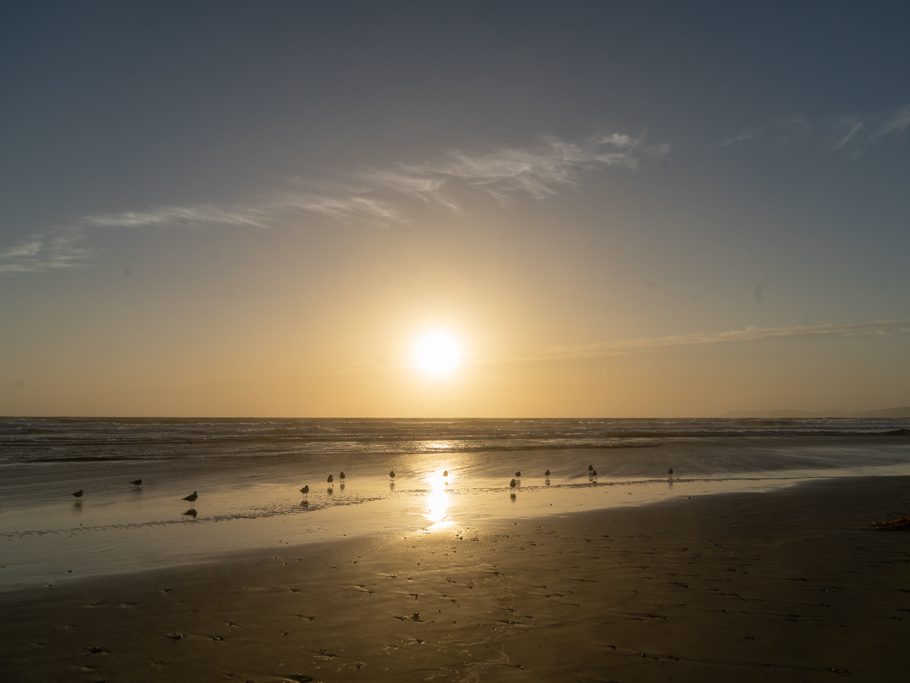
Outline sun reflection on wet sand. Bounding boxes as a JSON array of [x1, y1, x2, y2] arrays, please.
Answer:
[[423, 469, 454, 531]]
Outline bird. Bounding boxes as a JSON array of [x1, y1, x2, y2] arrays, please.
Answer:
[[509, 478, 517, 490], [130, 478, 142, 487], [588, 464, 594, 473], [300, 484, 309, 499], [515, 471, 521, 478], [544, 469, 551, 477], [182, 490, 198, 503], [443, 470, 448, 478], [327, 474, 334, 484], [667, 467, 674, 476], [71, 489, 84, 498], [339, 472, 346, 481], [389, 470, 396, 479]]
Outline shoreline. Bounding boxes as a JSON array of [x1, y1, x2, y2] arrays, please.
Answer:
[[7, 463, 910, 594], [3, 475, 910, 681]]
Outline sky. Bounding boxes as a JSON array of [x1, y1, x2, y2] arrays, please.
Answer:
[[1, 1, 909, 417]]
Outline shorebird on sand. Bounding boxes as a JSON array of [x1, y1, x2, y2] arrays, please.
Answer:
[[300, 485, 309, 500], [339, 472, 346, 481], [667, 467, 674, 476], [544, 469, 551, 477], [509, 478, 517, 491], [183, 490, 198, 503], [591, 469, 598, 481], [71, 489, 84, 498], [130, 478, 142, 487], [327, 474, 334, 484], [443, 470, 448, 478], [389, 470, 396, 479], [515, 471, 521, 478]]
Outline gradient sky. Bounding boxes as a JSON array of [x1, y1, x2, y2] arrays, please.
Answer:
[[2, 1, 909, 417]]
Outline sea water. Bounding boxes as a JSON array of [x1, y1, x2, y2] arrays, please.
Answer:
[[1, 417, 909, 590]]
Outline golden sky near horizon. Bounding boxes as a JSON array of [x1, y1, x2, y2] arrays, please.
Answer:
[[2, 4, 909, 417]]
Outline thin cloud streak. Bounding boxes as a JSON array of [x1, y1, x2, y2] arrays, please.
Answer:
[[1, 132, 661, 275], [0, 229, 93, 274], [526, 319, 910, 362], [720, 104, 910, 156], [84, 204, 275, 230], [372, 134, 659, 203]]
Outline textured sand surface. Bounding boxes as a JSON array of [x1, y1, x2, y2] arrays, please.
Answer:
[[2, 476, 909, 682]]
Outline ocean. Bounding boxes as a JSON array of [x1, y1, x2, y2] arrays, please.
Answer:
[[2, 417, 909, 590]]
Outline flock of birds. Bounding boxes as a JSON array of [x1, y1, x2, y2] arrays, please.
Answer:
[[68, 465, 677, 515]]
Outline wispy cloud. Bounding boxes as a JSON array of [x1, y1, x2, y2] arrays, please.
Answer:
[[827, 105, 910, 157], [1, 131, 664, 275], [0, 229, 93, 274], [717, 117, 810, 149], [875, 104, 910, 139], [84, 204, 275, 230], [718, 129, 759, 148], [721, 104, 910, 157], [525, 319, 910, 361], [363, 133, 662, 205]]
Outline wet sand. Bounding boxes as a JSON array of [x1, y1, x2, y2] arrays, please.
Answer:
[[2, 476, 909, 682]]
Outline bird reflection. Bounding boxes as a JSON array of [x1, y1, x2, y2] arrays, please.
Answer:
[[183, 508, 198, 519]]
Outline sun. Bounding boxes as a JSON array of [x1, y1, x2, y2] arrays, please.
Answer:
[[411, 329, 463, 379]]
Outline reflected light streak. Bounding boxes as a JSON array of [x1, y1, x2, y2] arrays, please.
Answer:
[[421, 440, 454, 451], [423, 469, 454, 531]]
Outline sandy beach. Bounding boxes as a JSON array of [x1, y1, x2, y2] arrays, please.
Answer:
[[2, 475, 909, 683]]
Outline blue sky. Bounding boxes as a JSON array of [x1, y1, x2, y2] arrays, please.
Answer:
[[2, 1, 909, 416]]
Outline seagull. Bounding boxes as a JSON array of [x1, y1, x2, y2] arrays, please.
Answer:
[[182, 490, 198, 503], [300, 485, 309, 500], [130, 478, 142, 487], [71, 489, 84, 498], [389, 470, 396, 479]]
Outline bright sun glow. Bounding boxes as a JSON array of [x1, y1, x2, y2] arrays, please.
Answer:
[[411, 329, 463, 378]]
